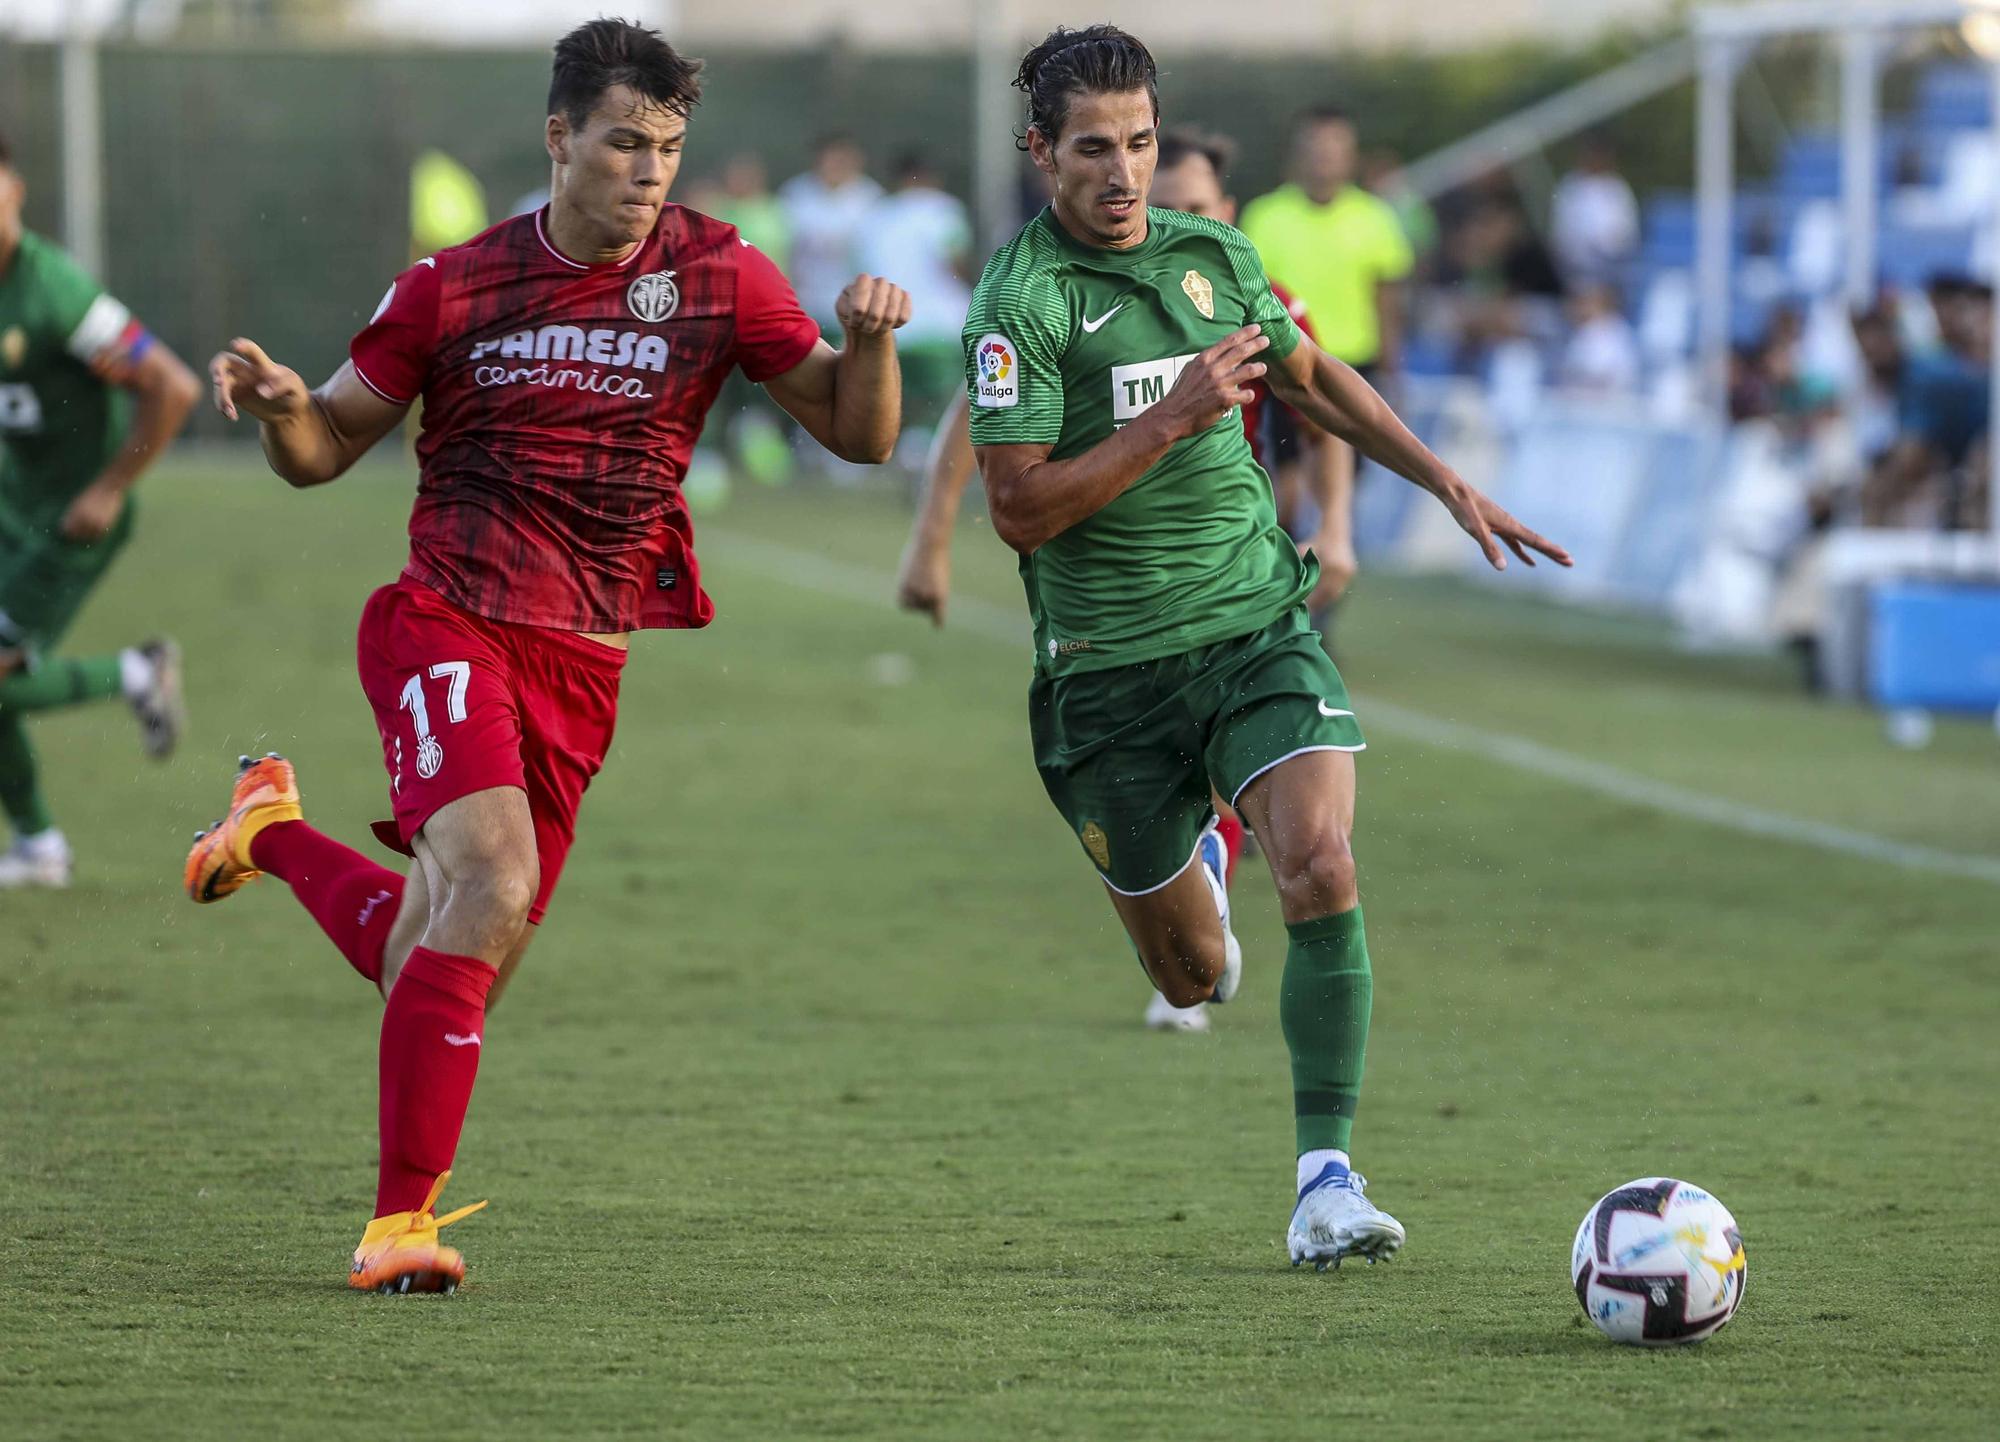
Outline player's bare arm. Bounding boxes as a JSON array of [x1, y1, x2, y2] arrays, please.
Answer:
[[59, 340, 201, 543], [211, 340, 407, 488], [763, 273, 911, 465], [977, 324, 1270, 554], [896, 391, 975, 625], [1266, 337, 1571, 571]]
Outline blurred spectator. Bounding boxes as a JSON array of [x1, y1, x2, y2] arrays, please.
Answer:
[[1242, 107, 1414, 380], [858, 153, 973, 437], [1439, 195, 1564, 372], [779, 135, 883, 333], [1550, 134, 1638, 290], [1362, 148, 1438, 269], [1862, 276, 1991, 529], [1556, 283, 1641, 396], [1847, 301, 1905, 464], [713, 153, 790, 270]]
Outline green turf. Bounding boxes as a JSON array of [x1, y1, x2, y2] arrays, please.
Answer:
[[3, 456, 1996, 1440]]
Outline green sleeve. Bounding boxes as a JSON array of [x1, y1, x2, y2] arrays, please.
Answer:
[[29, 243, 107, 350], [1219, 227, 1304, 361], [963, 269, 1070, 447]]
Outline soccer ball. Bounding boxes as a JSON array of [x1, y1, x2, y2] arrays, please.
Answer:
[[1570, 1177, 1746, 1346]]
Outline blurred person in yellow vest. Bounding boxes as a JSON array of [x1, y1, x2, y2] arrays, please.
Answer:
[[1241, 108, 1413, 385], [410, 149, 489, 260]]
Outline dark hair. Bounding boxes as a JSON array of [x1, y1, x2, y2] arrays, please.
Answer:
[[1293, 105, 1353, 134], [1014, 25, 1158, 146], [1156, 126, 1235, 183], [548, 19, 703, 130], [0, 131, 11, 170]]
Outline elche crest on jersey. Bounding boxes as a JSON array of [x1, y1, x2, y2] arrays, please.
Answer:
[[1181, 269, 1215, 319], [628, 270, 680, 323]]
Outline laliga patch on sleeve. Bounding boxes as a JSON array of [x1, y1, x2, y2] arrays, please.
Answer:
[[972, 332, 1019, 408]]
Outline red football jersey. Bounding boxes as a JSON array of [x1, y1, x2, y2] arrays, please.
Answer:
[[1241, 281, 1319, 474], [351, 205, 821, 633]]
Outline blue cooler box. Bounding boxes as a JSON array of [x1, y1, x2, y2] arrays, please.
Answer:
[[1867, 582, 2000, 711]]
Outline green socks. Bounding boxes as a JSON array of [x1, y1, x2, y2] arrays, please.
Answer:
[[0, 709, 53, 835], [1280, 907, 1373, 1155], [0, 655, 125, 712], [0, 655, 127, 837]]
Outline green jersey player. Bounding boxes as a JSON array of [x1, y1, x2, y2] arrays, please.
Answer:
[[963, 28, 1570, 1269], [0, 133, 199, 888]]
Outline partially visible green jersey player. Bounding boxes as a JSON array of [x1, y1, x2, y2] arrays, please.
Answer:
[[0, 133, 200, 888], [965, 27, 1571, 1270]]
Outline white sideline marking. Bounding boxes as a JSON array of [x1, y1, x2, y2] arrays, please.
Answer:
[[707, 530, 2000, 887]]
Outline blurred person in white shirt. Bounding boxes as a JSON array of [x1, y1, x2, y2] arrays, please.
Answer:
[[1557, 283, 1642, 396], [779, 135, 884, 332], [1551, 135, 1639, 290], [859, 153, 973, 443]]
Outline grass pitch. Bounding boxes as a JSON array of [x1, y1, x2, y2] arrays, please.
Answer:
[[3, 454, 1996, 1440]]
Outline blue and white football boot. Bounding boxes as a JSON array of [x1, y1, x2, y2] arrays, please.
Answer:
[[1197, 822, 1242, 1005], [1141, 822, 1242, 1031], [1287, 1157, 1406, 1271]]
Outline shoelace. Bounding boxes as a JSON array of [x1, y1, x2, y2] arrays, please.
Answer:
[[382, 1171, 489, 1243], [1303, 1168, 1370, 1201]]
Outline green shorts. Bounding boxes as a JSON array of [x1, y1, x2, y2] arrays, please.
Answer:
[[1029, 607, 1365, 894], [0, 498, 133, 659]]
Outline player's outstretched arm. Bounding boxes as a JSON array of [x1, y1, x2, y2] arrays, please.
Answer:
[[210, 339, 408, 488], [977, 326, 1270, 555], [764, 274, 911, 466], [895, 392, 975, 626], [59, 338, 201, 543], [1267, 338, 1572, 572]]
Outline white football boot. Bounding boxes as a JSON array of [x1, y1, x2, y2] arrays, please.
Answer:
[[1287, 1158, 1406, 1271], [1197, 824, 1243, 1005], [0, 830, 73, 889], [1139, 823, 1242, 1031], [1144, 992, 1212, 1032]]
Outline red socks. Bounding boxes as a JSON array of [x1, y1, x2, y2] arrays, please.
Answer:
[[375, 946, 497, 1216], [1215, 812, 1245, 886], [250, 820, 404, 988]]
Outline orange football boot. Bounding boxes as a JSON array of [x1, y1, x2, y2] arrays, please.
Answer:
[[349, 1172, 489, 1295], [183, 753, 303, 903]]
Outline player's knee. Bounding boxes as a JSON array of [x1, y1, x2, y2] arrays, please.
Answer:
[[1140, 937, 1229, 1007], [1273, 828, 1357, 913], [1153, 967, 1216, 1009], [438, 854, 538, 954]]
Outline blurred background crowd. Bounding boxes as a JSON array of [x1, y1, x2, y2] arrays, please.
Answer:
[[7, 0, 2000, 722]]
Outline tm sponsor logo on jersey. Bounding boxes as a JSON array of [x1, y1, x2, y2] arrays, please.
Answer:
[[1111, 353, 1198, 422], [468, 324, 671, 398], [973, 332, 1018, 408]]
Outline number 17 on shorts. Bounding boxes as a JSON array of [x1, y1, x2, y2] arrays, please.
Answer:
[[398, 661, 471, 785]]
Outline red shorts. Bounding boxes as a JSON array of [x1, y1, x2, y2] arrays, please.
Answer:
[[355, 580, 626, 925]]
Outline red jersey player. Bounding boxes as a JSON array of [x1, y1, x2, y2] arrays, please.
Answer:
[[182, 19, 911, 1295]]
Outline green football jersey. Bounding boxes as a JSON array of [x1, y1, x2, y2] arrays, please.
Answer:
[[963, 206, 1315, 675], [0, 229, 132, 520]]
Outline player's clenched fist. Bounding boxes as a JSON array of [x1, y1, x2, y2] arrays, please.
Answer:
[[1151, 325, 1269, 442], [210, 337, 310, 424], [835, 274, 913, 337]]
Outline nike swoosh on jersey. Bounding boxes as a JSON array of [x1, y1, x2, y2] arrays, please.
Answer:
[[1080, 303, 1126, 334], [1318, 701, 1355, 718], [443, 1032, 483, 1047]]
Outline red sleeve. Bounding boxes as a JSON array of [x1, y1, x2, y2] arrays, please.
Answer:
[[1272, 282, 1320, 348], [349, 258, 442, 405], [732, 242, 822, 383]]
